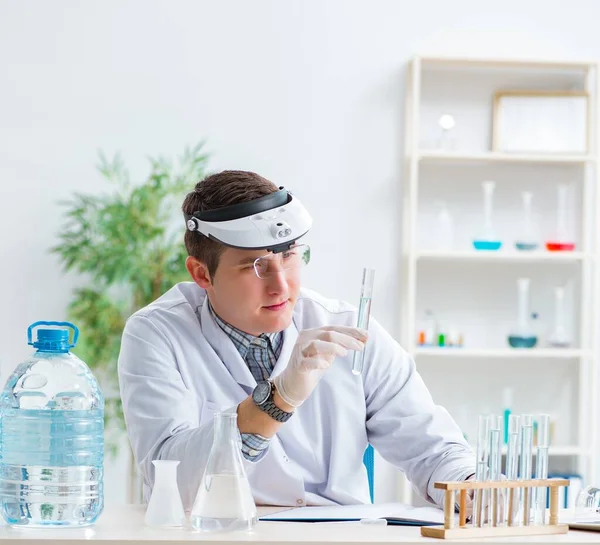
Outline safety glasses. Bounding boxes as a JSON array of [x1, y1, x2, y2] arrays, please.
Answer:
[[253, 244, 311, 279]]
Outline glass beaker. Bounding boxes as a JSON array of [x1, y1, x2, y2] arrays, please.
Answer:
[[190, 413, 257, 532], [514, 191, 539, 251], [546, 184, 576, 252], [145, 460, 185, 528], [507, 278, 538, 348], [473, 181, 502, 251]]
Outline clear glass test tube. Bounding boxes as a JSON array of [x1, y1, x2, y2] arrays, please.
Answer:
[[352, 268, 375, 375], [534, 415, 550, 524], [474, 415, 491, 527], [505, 415, 521, 526], [519, 415, 534, 526], [488, 416, 502, 527]]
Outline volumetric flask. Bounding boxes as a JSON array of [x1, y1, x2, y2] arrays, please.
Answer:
[[352, 268, 375, 375], [191, 413, 257, 532]]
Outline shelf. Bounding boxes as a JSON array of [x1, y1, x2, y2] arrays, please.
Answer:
[[418, 56, 596, 70], [414, 348, 588, 359], [415, 250, 586, 263], [416, 150, 595, 165]]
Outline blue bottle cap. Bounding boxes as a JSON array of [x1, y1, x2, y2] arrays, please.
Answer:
[[27, 321, 79, 353]]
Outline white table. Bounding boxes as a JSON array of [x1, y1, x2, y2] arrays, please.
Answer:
[[0, 505, 597, 544]]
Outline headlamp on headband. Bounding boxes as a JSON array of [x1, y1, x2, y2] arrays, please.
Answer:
[[184, 187, 312, 253]]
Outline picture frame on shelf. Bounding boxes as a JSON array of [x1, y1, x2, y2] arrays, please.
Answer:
[[492, 90, 589, 154]]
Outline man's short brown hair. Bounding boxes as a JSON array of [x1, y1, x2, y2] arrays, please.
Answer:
[[182, 170, 279, 278]]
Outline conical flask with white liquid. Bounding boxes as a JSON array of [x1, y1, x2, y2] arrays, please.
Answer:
[[191, 413, 257, 532]]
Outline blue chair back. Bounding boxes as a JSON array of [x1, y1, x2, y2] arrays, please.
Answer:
[[363, 445, 375, 503]]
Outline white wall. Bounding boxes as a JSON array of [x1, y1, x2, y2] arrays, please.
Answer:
[[1, 0, 600, 505]]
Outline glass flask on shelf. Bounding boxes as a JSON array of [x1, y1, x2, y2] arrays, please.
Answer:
[[507, 278, 538, 348], [433, 201, 454, 251], [473, 180, 502, 251], [546, 184, 576, 251], [190, 412, 257, 532], [548, 286, 571, 348], [514, 191, 539, 251]]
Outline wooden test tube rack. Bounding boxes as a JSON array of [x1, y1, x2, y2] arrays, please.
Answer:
[[421, 478, 570, 540]]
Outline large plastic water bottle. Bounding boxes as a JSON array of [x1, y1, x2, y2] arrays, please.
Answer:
[[0, 321, 104, 527]]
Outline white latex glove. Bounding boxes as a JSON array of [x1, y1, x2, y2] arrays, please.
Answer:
[[272, 326, 368, 408]]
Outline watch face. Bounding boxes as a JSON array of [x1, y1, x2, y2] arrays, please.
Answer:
[[253, 381, 271, 405]]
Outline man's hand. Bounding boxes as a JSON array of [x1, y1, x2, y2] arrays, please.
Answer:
[[273, 326, 368, 407]]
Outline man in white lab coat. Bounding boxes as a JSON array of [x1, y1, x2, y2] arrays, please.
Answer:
[[118, 170, 475, 512]]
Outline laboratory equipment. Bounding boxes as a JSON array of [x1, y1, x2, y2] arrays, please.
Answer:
[[505, 415, 520, 526], [433, 201, 454, 251], [352, 268, 375, 375], [191, 412, 257, 532], [473, 181, 502, 251], [546, 184, 576, 252], [417, 309, 437, 346], [185, 186, 313, 253], [507, 278, 538, 349], [575, 486, 600, 520], [437, 113, 457, 151], [488, 416, 503, 527], [145, 460, 185, 528], [474, 415, 491, 528], [502, 388, 513, 444], [534, 415, 550, 524], [548, 286, 571, 348], [514, 191, 539, 251], [519, 415, 534, 526], [0, 321, 104, 527]]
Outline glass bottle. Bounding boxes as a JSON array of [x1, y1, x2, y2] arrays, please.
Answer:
[[473, 180, 502, 251], [191, 413, 257, 532]]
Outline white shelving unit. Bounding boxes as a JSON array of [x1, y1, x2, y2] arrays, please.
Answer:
[[399, 56, 600, 505]]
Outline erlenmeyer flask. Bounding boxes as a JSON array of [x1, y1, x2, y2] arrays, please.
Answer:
[[144, 460, 185, 528], [191, 413, 257, 532]]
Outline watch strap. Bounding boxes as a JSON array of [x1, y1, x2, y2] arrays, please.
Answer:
[[259, 398, 294, 423]]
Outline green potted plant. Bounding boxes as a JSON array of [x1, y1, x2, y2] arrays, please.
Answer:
[[52, 143, 209, 499]]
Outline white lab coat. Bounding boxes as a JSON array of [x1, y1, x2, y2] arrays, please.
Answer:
[[118, 282, 474, 510]]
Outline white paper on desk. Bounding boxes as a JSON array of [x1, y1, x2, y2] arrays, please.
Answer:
[[260, 502, 445, 525]]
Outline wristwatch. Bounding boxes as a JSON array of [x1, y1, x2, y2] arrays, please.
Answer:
[[252, 380, 294, 423]]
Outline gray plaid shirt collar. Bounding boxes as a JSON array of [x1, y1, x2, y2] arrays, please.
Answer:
[[207, 301, 283, 362]]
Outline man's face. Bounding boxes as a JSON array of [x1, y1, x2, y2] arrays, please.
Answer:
[[198, 247, 302, 336]]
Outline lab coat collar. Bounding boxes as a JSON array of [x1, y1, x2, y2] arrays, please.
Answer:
[[198, 295, 299, 389]]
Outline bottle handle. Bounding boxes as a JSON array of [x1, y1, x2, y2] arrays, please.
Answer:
[[27, 321, 79, 348]]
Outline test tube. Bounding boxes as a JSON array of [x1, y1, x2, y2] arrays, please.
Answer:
[[505, 415, 521, 526], [488, 416, 502, 527], [473, 415, 491, 527], [519, 415, 534, 526], [351, 268, 375, 375], [534, 415, 550, 524]]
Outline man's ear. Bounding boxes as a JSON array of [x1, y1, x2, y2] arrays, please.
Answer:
[[186, 256, 212, 289]]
